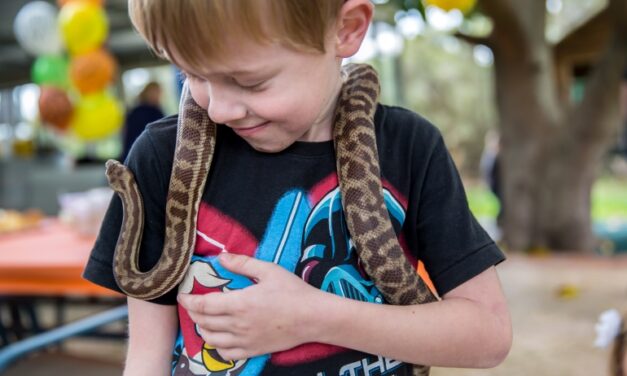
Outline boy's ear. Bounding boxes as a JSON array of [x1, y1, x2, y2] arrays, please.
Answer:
[[335, 0, 374, 58]]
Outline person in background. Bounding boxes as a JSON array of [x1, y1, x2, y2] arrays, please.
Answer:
[[619, 70, 627, 158], [120, 81, 164, 162], [480, 130, 503, 229]]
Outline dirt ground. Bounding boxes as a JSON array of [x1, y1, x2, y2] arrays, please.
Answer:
[[4, 253, 627, 376], [433, 253, 627, 376]]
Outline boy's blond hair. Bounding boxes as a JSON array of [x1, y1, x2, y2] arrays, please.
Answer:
[[129, 0, 345, 72]]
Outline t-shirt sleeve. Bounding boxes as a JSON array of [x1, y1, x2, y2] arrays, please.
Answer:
[[414, 130, 505, 296], [83, 127, 178, 305]]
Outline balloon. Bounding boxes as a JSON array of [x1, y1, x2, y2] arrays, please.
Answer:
[[13, 1, 63, 56], [425, 0, 477, 14], [57, 0, 104, 6], [70, 91, 123, 141], [70, 49, 117, 94], [59, 2, 108, 55], [38, 86, 74, 130], [31, 55, 69, 88]]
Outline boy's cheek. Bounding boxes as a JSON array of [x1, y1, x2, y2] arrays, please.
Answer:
[[188, 82, 210, 108]]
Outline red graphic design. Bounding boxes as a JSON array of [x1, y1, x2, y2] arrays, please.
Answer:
[[194, 203, 258, 258]]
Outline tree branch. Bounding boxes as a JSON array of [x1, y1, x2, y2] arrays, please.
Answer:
[[453, 32, 492, 48], [571, 0, 627, 143], [477, 0, 529, 56]]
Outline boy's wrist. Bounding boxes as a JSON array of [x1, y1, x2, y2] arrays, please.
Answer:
[[297, 289, 346, 345]]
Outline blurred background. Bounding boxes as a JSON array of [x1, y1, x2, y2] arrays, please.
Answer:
[[0, 0, 625, 375]]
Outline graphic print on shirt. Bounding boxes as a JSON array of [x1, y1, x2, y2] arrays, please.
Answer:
[[172, 175, 409, 376], [296, 176, 407, 305]]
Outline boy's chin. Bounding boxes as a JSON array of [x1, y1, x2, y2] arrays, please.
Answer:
[[245, 140, 290, 154]]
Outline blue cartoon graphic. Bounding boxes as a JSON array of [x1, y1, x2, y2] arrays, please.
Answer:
[[297, 187, 405, 304]]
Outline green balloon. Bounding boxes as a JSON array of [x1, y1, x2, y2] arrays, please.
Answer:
[[31, 55, 69, 87]]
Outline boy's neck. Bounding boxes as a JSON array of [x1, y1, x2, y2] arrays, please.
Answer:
[[300, 72, 344, 143]]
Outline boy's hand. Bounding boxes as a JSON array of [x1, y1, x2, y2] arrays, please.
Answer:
[[177, 253, 323, 361]]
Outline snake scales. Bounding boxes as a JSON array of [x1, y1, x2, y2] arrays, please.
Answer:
[[106, 64, 438, 375]]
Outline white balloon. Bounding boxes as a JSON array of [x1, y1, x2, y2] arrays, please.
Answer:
[[13, 1, 63, 56]]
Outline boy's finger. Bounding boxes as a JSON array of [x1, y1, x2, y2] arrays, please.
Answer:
[[218, 253, 275, 280], [194, 315, 234, 332], [178, 293, 231, 315], [197, 327, 239, 349]]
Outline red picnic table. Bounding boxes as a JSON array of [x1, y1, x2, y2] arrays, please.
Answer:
[[0, 219, 119, 297], [0, 219, 124, 349]]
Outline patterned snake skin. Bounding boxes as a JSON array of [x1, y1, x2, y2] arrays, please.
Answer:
[[106, 64, 438, 375]]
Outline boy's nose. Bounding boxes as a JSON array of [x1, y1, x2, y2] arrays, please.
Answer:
[[207, 91, 247, 125]]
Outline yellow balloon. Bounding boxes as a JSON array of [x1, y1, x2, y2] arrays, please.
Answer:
[[71, 92, 123, 141], [425, 0, 477, 14], [59, 2, 108, 55]]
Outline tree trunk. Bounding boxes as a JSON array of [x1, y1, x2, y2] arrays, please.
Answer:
[[536, 136, 597, 251], [480, 0, 627, 252], [494, 61, 552, 251]]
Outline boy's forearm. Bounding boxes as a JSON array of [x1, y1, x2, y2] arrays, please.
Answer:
[[310, 294, 508, 367], [305, 271, 512, 368], [124, 297, 179, 376]]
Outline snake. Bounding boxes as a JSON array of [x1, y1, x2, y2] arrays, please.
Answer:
[[105, 64, 438, 375]]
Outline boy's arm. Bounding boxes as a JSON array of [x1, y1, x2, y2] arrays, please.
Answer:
[[317, 266, 512, 368], [124, 297, 178, 376], [179, 254, 511, 369]]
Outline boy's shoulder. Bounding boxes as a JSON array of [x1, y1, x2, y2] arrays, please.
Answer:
[[144, 113, 179, 138], [375, 103, 443, 150], [131, 114, 179, 155]]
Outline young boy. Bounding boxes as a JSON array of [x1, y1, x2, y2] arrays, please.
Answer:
[[83, 0, 512, 375]]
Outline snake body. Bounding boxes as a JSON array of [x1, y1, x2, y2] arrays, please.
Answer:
[[106, 64, 437, 375]]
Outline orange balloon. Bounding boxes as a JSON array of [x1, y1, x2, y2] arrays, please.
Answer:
[[69, 49, 117, 94], [57, 0, 104, 6], [38, 86, 74, 130]]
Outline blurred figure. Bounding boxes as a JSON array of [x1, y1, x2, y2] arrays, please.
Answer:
[[609, 70, 627, 177], [610, 312, 626, 376], [480, 130, 503, 227], [619, 70, 627, 157], [120, 81, 164, 161]]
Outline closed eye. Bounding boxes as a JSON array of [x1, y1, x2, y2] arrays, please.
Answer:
[[180, 70, 267, 91], [233, 78, 266, 91]]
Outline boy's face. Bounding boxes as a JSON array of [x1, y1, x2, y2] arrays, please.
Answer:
[[178, 36, 343, 153]]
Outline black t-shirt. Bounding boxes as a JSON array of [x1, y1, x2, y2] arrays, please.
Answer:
[[84, 104, 504, 376], [121, 103, 165, 162]]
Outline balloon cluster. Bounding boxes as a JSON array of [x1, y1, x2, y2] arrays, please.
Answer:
[[14, 0, 123, 141]]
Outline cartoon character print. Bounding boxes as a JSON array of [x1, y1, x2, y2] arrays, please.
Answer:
[[173, 258, 267, 376], [171, 202, 261, 376], [172, 192, 310, 375], [173, 176, 409, 376]]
